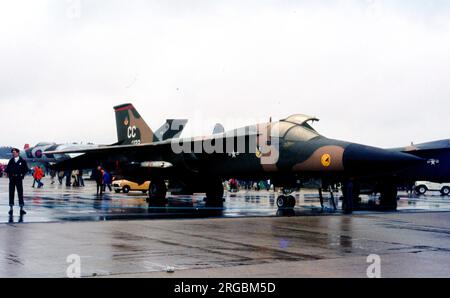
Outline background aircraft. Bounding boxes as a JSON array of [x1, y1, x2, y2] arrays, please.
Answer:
[[392, 139, 450, 183]]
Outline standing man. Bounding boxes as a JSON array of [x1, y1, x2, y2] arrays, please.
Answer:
[[77, 169, 85, 187], [5, 148, 29, 215], [95, 166, 104, 195], [50, 169, 56, 185], [65, 170, 72, 187], [58, 171, 64, 184], [103, 170, 112, 192]]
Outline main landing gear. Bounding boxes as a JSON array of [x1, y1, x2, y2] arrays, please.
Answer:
[[379, 182, 398, 211], [340, 181, 398, 213], [341, 180, 361, 214], [204, 178, 225, 206], [147, 178, 167, 203]]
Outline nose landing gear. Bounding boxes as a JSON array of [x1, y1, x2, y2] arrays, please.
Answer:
[[276, 189, 296, 209]]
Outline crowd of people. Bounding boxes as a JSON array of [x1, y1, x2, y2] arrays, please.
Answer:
[[39, 167, 113, 194], [225, 179, 273, 192]]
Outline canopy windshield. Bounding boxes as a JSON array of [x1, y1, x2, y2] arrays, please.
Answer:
[[271, 114, 320, 141]]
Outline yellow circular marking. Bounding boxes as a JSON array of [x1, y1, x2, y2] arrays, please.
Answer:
[[255, 149, 262, 158], [321, 154, 331, 167]]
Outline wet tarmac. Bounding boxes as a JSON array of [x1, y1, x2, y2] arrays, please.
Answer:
[[0, 177, 449, 277], [0, 210, 449, 277], [1, 177, 450, 224]]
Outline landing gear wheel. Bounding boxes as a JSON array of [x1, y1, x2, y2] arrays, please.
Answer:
[[379, 183, 398, 211], [277, 195, 295, 209], [287, 195, 296, 207], [277, 195, 287, 208], [122, 186, 130, 193], [148, 178, 167, 202]]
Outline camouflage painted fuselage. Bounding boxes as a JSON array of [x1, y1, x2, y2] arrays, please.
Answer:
[[48, 114, 424, 188], [124, 115, 423, 187]]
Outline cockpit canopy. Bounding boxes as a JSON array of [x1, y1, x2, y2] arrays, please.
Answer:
[[271, 114, 320, 141], [282, 114, 319, 126]]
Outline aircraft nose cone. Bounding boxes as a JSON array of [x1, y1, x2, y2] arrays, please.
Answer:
[[343, 143, 423, 174]]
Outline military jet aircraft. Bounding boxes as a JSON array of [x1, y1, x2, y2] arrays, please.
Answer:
[[47, 108, 423, 213]]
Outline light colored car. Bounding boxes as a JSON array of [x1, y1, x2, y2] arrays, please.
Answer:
[[112, 179, 150, 194], [415, 181, 450, 196]]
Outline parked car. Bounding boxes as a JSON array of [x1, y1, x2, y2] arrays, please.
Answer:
[[414, 181, 450, 196], [112, 179, 150, 194]]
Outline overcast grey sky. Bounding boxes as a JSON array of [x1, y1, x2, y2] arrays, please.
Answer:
[[1, 0, 449, 149]]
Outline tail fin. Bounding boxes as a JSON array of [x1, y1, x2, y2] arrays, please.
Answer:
[[114, 103, 154, 145], [114, 103, 188, 144], [154, 119, 188, 141]]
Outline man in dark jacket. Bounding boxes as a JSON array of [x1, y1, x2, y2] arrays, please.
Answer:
[[94, 166, 104, 195], [5, 148, 29, 215]]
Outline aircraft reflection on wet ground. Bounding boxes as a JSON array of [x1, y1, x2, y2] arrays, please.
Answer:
[[1, 177, 450, 224]]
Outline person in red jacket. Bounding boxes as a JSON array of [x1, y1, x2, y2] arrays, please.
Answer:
[[32, 166, 44, 188]]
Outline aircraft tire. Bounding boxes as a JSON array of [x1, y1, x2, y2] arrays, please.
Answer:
[[276, 195, 287, 208], [205, 179, 224, 204], [277, 195, 295, 209], [287, 195, 296, 208], [148, 178, 167, 200]]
